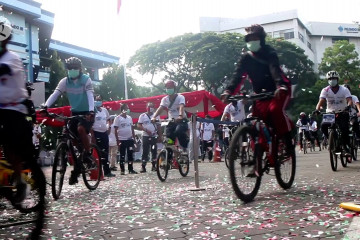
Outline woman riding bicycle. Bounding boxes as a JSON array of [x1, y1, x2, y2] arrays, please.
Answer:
[[221, 24, 295, 156]]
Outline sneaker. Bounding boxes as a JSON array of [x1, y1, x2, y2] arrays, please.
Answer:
[[140, 168, 146, 173], [129, 170, 138, 174], [120, 171, 125, 175], [110, 166, 117, 171], [13, 182, 28, 204], [105, 173, 116, 177], [69, 172, 79, 185]]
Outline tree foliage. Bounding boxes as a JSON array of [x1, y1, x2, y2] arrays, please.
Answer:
[[128, 32, 316, 98], [319, 40, 360, 83]]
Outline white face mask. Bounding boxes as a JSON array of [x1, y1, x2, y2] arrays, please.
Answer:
[[328, 79, 338, 87], [246, 40, 261, 52]]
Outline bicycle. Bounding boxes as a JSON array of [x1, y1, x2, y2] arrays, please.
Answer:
[[46, 112, 102, 199], [224, 124, 241, 169], [227, 92, 296, 203], [0, 146, 46, 239], [320, 111, 351, 171], [156, 120, 190, 182], [322, 133, 328, 150], [349, 115, 358, 161]]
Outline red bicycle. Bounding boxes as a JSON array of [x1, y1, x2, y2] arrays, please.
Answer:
[[228, 92, 296, 202]]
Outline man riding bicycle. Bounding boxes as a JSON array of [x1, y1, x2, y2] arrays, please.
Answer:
[[0, 17, 35, 202], [42, 57, 95, 185], [221, 24, 295, 156], [314, 70, 353, 155]]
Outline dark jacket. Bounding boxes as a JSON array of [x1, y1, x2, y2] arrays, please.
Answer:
[[226, 45, 289, 94]]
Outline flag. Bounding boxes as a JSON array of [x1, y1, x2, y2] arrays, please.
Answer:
[[117, 0, 121, 14]]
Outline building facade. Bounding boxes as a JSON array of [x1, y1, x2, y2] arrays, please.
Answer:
[[0, 0, 119, 106], [200, 10, 360, 71]]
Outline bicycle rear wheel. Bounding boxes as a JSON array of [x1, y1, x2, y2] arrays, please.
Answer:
[[229, 125, 262, 203], [302, 138, 307, 154], [274, 138, 296, 189], [52, 142, 68, 200], [328, 131, 338, 171], [82, 144, 102, 190], [157, 150, 169, 182], [351, 134, 358, 161]]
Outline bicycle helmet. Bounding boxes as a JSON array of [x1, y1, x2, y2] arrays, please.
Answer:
[[300, 112, 306, 116], [244, 24, 266, 42], [326, 70, 339, 80], [65, 57, 82, 70], [165, 80, 176, 88], [0, 17, 12, 41]]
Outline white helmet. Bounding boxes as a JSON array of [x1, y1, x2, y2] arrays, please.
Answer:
[[0, 17, 12, 41], [300, 112, 306, 116], [326, 70, 340, 80]]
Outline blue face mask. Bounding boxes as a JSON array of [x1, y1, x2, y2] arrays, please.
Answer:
[[246, 40, 261, 52], [166, 88, 175, 95], [95, 101, 102, 107], [68, 69, 80, 79]]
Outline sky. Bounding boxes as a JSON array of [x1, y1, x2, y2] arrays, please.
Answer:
[[37, 0, 360, 63]]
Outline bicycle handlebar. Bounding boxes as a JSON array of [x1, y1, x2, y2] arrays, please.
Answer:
[[228, 92, 274, 101]]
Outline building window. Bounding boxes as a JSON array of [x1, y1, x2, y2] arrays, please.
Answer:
[[332, 37, 349, 43], [273, 29, 295, 40], [298, 32, 304, 43], [307, 41, 312, 50]]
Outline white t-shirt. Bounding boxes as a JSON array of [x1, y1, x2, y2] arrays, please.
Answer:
[[138, 112, 159, 137], [319, 86, 351, 112], [223, 100, 245, 122], [160, 94, 186, 119], [0, 51, 27, 114], [189, 121, 200, 138], [223, 126, 230, 138], [201, 122, 215, 141], [108, 123, 117, 147], [296, 119, 309, 133], [114, 115, 133, 140], [93, 107, 109, 132], [32, 125, 41, 146], [309, 121, 317, 132], [350, 95, 359, 116]]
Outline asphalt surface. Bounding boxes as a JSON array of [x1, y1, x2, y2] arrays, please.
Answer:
[[1, 146, 360, 239]]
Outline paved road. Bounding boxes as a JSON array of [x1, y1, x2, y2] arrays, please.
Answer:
[[1, 147, 360, 239]]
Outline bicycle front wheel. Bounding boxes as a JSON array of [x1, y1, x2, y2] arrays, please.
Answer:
[[303, 138, 307, 154], [82, 144, 102, 190], [274, 138, 296, 190], [178, 154, 189, 177], [157, 150, 169, 182], [328, 131, 338, 171], [229, 125, 262, 203], [351, 134, 358, 161], [52, 142, 69, 200]]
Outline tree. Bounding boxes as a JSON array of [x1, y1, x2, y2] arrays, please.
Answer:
[[128, 32, 316, 98], [319, 40, 360, 83], [46, 51, 68, 107]]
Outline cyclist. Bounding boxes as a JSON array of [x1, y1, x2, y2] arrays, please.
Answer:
[[221, 24, 295, 156], [0, 17, 34, 202], [221, 99, 246, 123], [296, 112, 311, 152], [343, 84, 360, 139], [309, 115, 321, 151], [151, 80, 189, 153], [314, 70, 353, 155], [42, 57, 95, 185]]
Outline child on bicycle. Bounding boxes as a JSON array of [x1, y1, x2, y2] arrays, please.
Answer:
[[42, 57, 95, 185]]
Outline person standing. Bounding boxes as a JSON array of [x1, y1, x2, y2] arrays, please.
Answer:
[[32, 123, 42, 160], [138, 102, 161, 173], [200, 115, 215, 162], [107, 115, 118, 171], [114, 103, 138, 175], [93, 95, 115, 177]]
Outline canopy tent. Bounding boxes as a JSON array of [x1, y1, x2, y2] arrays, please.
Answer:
[[37, 90, 227, 127]]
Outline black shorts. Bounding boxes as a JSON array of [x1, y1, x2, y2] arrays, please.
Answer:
[[0, 109, 33, 157], [69, 111, 93, 137]]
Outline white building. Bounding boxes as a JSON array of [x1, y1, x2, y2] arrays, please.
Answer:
[[200, 10, 360, 71]]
